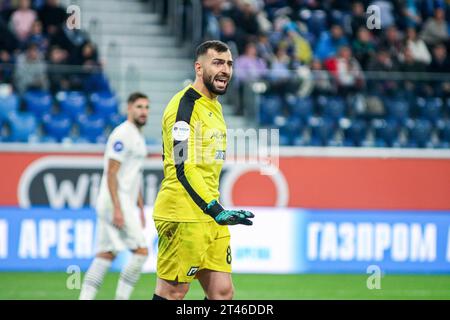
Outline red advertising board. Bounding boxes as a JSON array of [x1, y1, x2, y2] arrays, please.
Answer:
[[0, 149, 449, 210]]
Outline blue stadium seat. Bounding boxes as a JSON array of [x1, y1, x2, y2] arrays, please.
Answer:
[[373, 119, 401, 147], [323, 97, 346, 121], [417, 97, 442, 124], [280, 118, 303, 145], [7, 112, 37, 142], [407, 119, 433, 148], [42, 113, 72, 142], [23, 90, 52, 118], [78, 114, 105, 143], [385, 97, 409, 124], [90, 92, 119, 118], [259, 95, 282, 125], [287, 96, 313, 121], [39, 135, 58, 143], [0, 93, 19, 121], [343, 119, 368, 147], [437, 120, 450, 145], [57, 91, 87, 120], [310, 117, 336, 146], [108, 113, 126, 129]]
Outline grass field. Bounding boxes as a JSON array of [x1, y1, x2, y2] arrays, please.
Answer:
[[0, 273, 449, 300]]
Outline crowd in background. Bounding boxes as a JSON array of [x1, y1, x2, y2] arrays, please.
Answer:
[[202, 0, 450, 115], [0, 0, 110, 95]]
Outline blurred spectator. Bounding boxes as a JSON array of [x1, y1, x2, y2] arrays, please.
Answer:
[[427, 43, 450, 96], [219, 17, 247, 54], [324, 46, 364, 96], [402, 0, 422, 28], [0, 49, 14, 83], [50, 24, 89, 64], [404, 27, 431, 65], [256, 32, 274, 62], [399, 47, 427, 72], [234, 41, 268, 115], [0, 16, 18, 54], [350, 1, 367, 36], [14, 43, 48, 93], [202, 0, 223, 40], [379, 26, 404, 64], [267, 46, 299, 95], [38, 0, 67, 36], [27, 20, 48, 54], [82, 61, 111, 94], [10, 0, 37, 43], [352, 27, 376, 70], [235, 42, 268, 83], [80, 41, 99, 65], [370, 0, 396, 29], [367, 48, 400, 95], [420, 7, 449, 47], [47, 45, 69, 92], [229, 0, 260, 36], [399, 47, 427, 96], [280, 28, 313, 65], [310, 58, 335, 96], [314, 24, 349, 61], [428, 43, 450, 73]]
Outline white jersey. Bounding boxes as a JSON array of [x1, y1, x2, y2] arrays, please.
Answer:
[[96, 121, 147, 212]]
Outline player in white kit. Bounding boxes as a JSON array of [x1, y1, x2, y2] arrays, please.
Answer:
[[79, 92, 150, 300]]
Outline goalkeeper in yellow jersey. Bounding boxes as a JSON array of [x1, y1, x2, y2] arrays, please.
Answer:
[[152, 40, 254, 300]]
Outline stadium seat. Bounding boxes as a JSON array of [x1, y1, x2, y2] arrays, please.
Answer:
[[287, 96, 313, 121], [343, 119, 368, 147], [280, 118, 303, 146], [78, 114, 105, 143], [108, 112, 127, 129], [90, 92, 119, 118], [309, 117, 336, 146], [417, 97, 442, 124], [0, 93, 19, 121], [407, 119, 433, 148], [42, 113, 73, 142], [373, 119, 401, 147], [322, 97, 346, 121], [437, 119, 450, 144], [385, 97, 409, 124], [6, 112, 37, 142], [23, 90, 53, 119], [57, 91, 87, 120], [259, 95, 283, 125]]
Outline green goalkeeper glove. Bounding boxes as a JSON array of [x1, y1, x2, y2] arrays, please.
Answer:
[[205, 200, 255, 226]]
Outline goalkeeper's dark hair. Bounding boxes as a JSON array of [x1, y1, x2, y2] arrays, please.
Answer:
[[195, 40, 230, 60], [127, 92, 148, 104]]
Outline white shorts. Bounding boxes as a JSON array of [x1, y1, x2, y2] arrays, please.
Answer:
[[95, 202, 147, 254]]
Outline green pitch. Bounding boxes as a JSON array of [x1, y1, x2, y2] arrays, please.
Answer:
[[0, 273, 449, 300]]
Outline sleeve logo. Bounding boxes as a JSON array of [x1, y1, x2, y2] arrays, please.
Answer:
[[172, 121, 190, 141], [113, 141, 124, 152]]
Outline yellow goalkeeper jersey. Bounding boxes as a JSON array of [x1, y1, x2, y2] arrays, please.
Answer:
[[153, 85, 227, 222]]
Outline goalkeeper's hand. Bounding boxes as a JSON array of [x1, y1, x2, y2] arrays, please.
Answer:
[[205, 200, 255, 226]]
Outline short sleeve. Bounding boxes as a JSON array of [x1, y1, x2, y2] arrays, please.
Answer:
[[105, 130, 128, 163]]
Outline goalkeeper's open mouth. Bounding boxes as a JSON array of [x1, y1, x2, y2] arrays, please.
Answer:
[[214, 76, 229, 90]]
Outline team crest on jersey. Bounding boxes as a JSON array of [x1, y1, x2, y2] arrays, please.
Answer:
[[172, 121, 190, 141], [113, 141, 124, 152]]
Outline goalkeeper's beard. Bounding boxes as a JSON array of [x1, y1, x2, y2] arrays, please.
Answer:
[[203, 73, 229, 96]]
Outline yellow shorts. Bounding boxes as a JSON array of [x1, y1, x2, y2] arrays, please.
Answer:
[[154, 220, 232, 283]]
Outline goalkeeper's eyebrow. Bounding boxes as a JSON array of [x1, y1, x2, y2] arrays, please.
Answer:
[[212, 58, 233, 67]]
